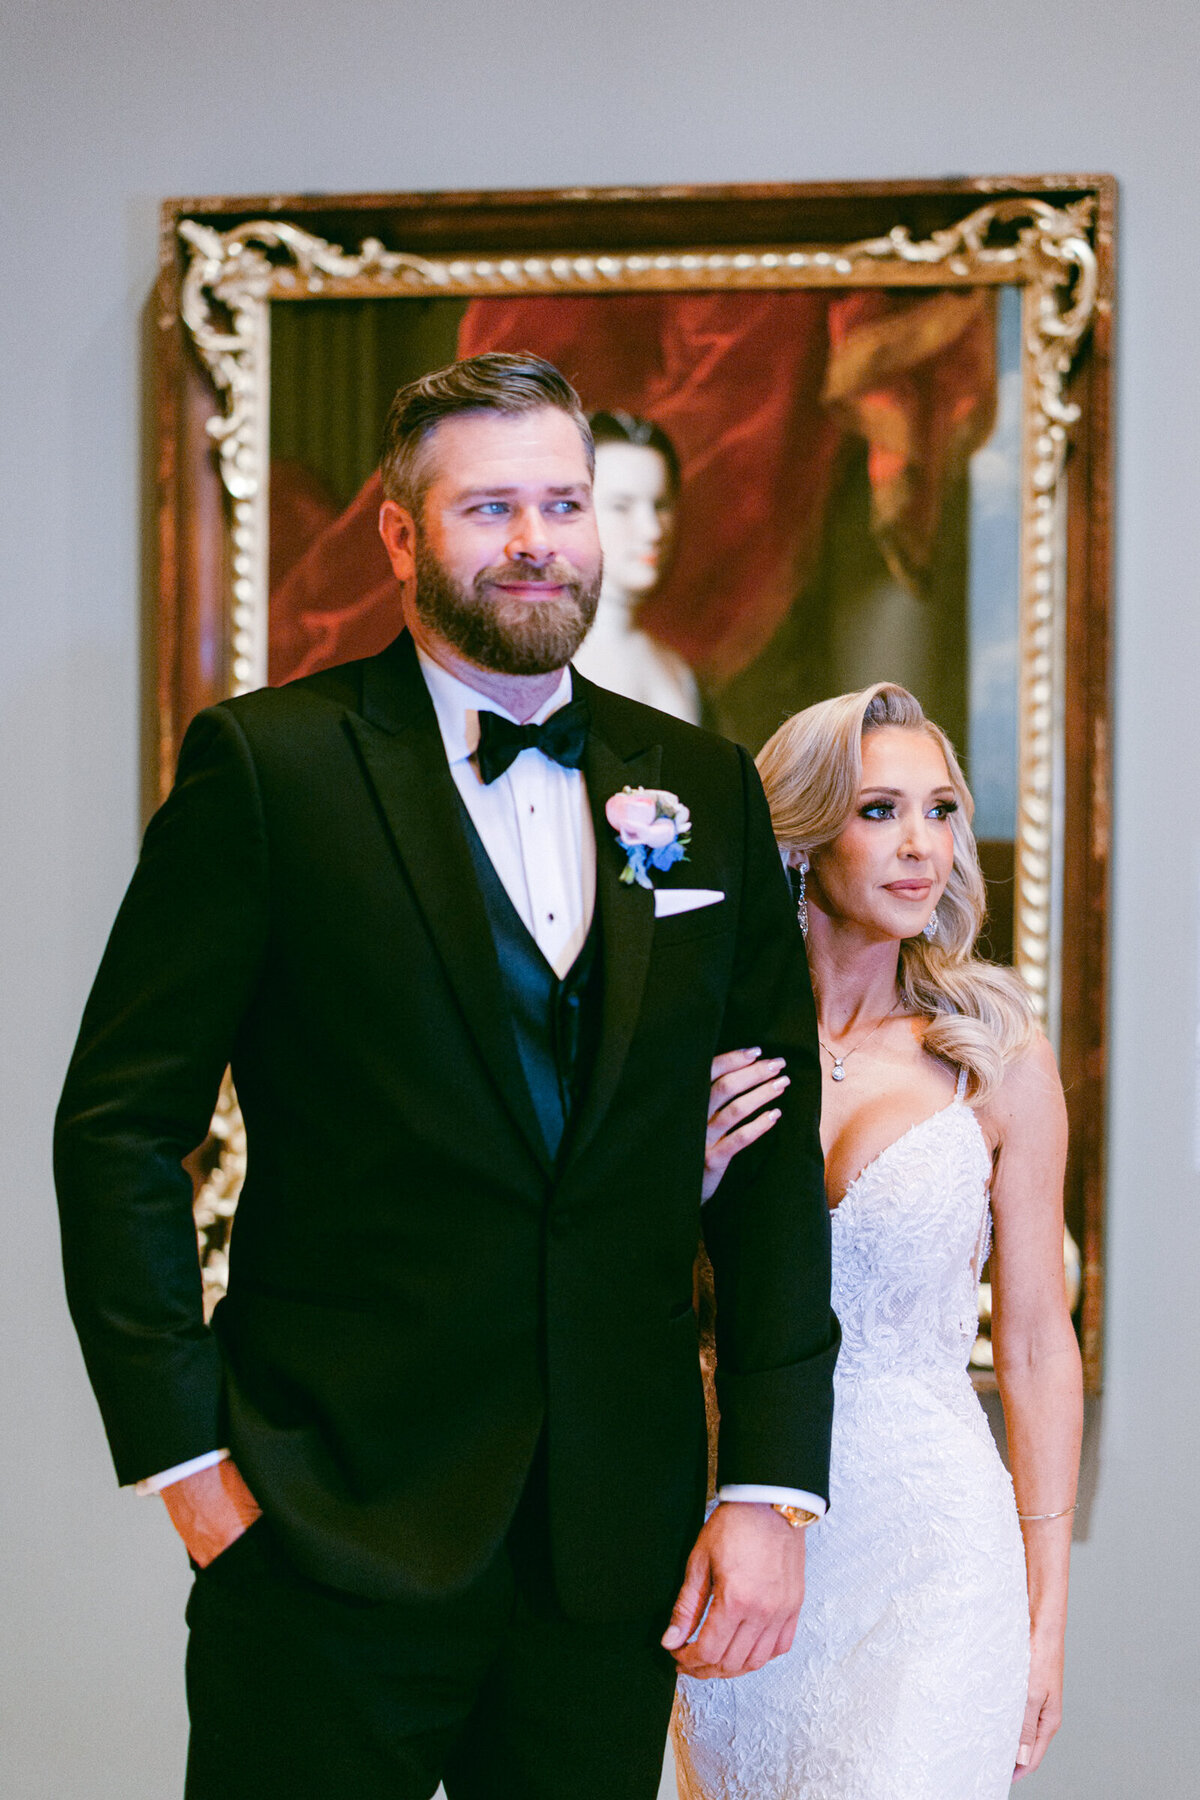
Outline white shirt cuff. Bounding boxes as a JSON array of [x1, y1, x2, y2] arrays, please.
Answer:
[[133, 1448, 231, 1495], [716, 1483, 827, 1519]]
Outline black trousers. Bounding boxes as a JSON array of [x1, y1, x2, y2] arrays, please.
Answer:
[[183, 1472, 678, 1800]]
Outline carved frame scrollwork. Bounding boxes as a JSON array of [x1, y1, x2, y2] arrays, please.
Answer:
[[156, 180, 1114, 1389]]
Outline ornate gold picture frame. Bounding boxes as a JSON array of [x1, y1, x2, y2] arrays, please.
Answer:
[[154, 178, 1113, 1389]]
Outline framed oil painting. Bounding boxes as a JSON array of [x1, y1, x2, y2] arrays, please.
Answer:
[[155, 178, 1114, 1389]]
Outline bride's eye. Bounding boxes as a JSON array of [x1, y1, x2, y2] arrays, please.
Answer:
[[929, 800, 959, 820], [859, 802, 894, 821]]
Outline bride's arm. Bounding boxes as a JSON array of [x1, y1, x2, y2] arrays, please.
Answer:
[[985, 1035, 1082, 1782]]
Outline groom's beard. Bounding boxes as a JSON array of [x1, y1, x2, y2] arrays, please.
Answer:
[[412, 543, 601, 677]]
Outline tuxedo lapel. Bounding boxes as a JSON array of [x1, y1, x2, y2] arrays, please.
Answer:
[[344, 636, 551, 1170], [565, 687, 662, 1170]]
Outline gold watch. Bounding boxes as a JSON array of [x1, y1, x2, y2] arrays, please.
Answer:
[[772, 1503, 818, 1529]]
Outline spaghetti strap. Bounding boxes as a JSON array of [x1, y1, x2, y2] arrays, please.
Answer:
[[955, 1066, 969, 1101]]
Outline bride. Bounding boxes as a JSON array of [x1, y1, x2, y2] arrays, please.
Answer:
[[673, 683, 1083, 1800]]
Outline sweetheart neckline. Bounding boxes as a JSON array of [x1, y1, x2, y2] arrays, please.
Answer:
[[827, 1097, 988, 1214]]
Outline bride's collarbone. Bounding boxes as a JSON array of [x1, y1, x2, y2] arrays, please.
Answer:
[[820, 1047, 961, 1210]]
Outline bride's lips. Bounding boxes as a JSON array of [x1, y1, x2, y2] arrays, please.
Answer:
[[885, 879, 934, 899]]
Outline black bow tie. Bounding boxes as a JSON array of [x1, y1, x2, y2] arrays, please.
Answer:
[[475, 698, 591, 785]]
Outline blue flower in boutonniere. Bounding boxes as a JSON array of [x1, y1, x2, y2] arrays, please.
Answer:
[[605, 787, 691, 889]]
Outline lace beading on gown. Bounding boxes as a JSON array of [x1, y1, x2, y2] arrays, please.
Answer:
[[674, 1089, 1030, 1800]]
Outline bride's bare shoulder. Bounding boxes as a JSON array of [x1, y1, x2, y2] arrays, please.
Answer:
[[975, 1032, 1066, 1160]]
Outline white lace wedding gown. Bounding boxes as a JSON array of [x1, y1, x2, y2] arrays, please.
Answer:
[[673, 1074, 1030, 1800]]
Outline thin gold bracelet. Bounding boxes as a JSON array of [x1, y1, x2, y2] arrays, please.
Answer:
[[1016, 1504, 1076, 1521]]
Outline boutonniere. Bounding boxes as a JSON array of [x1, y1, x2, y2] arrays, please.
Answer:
[[605, 787, 691, 889]]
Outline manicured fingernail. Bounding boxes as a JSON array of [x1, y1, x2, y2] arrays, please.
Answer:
[[743, 1047, 761, 1059], [775, 1075, 790, 1088], [1016, 1746, 1031, 1766], [662, 1625, 684, 1648], [767, 1109, 782, 1121]]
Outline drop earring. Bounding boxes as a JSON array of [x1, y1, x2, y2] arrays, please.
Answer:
[[923, 908, 940, 942], [795, 860, 810, 939]]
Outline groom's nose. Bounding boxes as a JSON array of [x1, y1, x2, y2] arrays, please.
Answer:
[[505, 504, 553, 564]]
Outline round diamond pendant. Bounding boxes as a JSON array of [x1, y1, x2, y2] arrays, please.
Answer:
[[831, 1062, 846, 1081]]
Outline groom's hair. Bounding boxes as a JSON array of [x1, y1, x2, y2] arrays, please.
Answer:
[[380, 352, 594, 516]]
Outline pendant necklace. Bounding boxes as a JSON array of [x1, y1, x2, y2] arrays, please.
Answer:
[[818, 1001, 903, 1082]]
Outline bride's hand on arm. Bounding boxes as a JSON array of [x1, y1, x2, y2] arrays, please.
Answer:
[[702, 1048, 789, 1202]]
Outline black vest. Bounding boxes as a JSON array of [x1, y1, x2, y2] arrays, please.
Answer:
[[457, 801, 603, 1163]]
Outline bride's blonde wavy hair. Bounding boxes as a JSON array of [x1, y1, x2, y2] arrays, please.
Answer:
[[756, 683, 1038, 1103]]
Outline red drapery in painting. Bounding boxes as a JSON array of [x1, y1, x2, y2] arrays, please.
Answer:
[[267, 289, 996, 686]]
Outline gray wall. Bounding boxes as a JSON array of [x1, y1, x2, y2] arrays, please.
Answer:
[[3, 2, 1197, 1794]]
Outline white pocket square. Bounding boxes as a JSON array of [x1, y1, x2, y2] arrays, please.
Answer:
[[653, 887, 725, 918]]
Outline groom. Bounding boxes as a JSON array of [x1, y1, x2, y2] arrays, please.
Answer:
[[55, 353, 837, 1799]]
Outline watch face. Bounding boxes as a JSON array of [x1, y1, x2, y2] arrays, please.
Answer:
[[773, 1504, 817, 1528]]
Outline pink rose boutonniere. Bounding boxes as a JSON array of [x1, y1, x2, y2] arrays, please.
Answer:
[[605, 787, 691, 889]]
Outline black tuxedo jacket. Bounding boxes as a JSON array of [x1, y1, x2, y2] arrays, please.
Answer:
[[56, 633, 837, 1617]]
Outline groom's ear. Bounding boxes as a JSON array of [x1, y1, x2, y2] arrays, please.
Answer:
[[379, 500, 418, 582]]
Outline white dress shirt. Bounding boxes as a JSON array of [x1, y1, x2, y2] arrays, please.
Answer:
[[140, 650, 822, 1519], [420, 652, 595, 978]]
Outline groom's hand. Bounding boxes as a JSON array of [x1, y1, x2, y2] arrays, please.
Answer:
[[662, 1502, 805, 1678], [160, 1458, 262, 1568]]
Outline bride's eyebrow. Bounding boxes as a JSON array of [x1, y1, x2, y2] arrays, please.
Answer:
[[857, 786, 957, 800]]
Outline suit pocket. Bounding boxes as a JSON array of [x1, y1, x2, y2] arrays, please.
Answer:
[[652, 909, 731, 948], [192, 1514, 267, 1581]]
